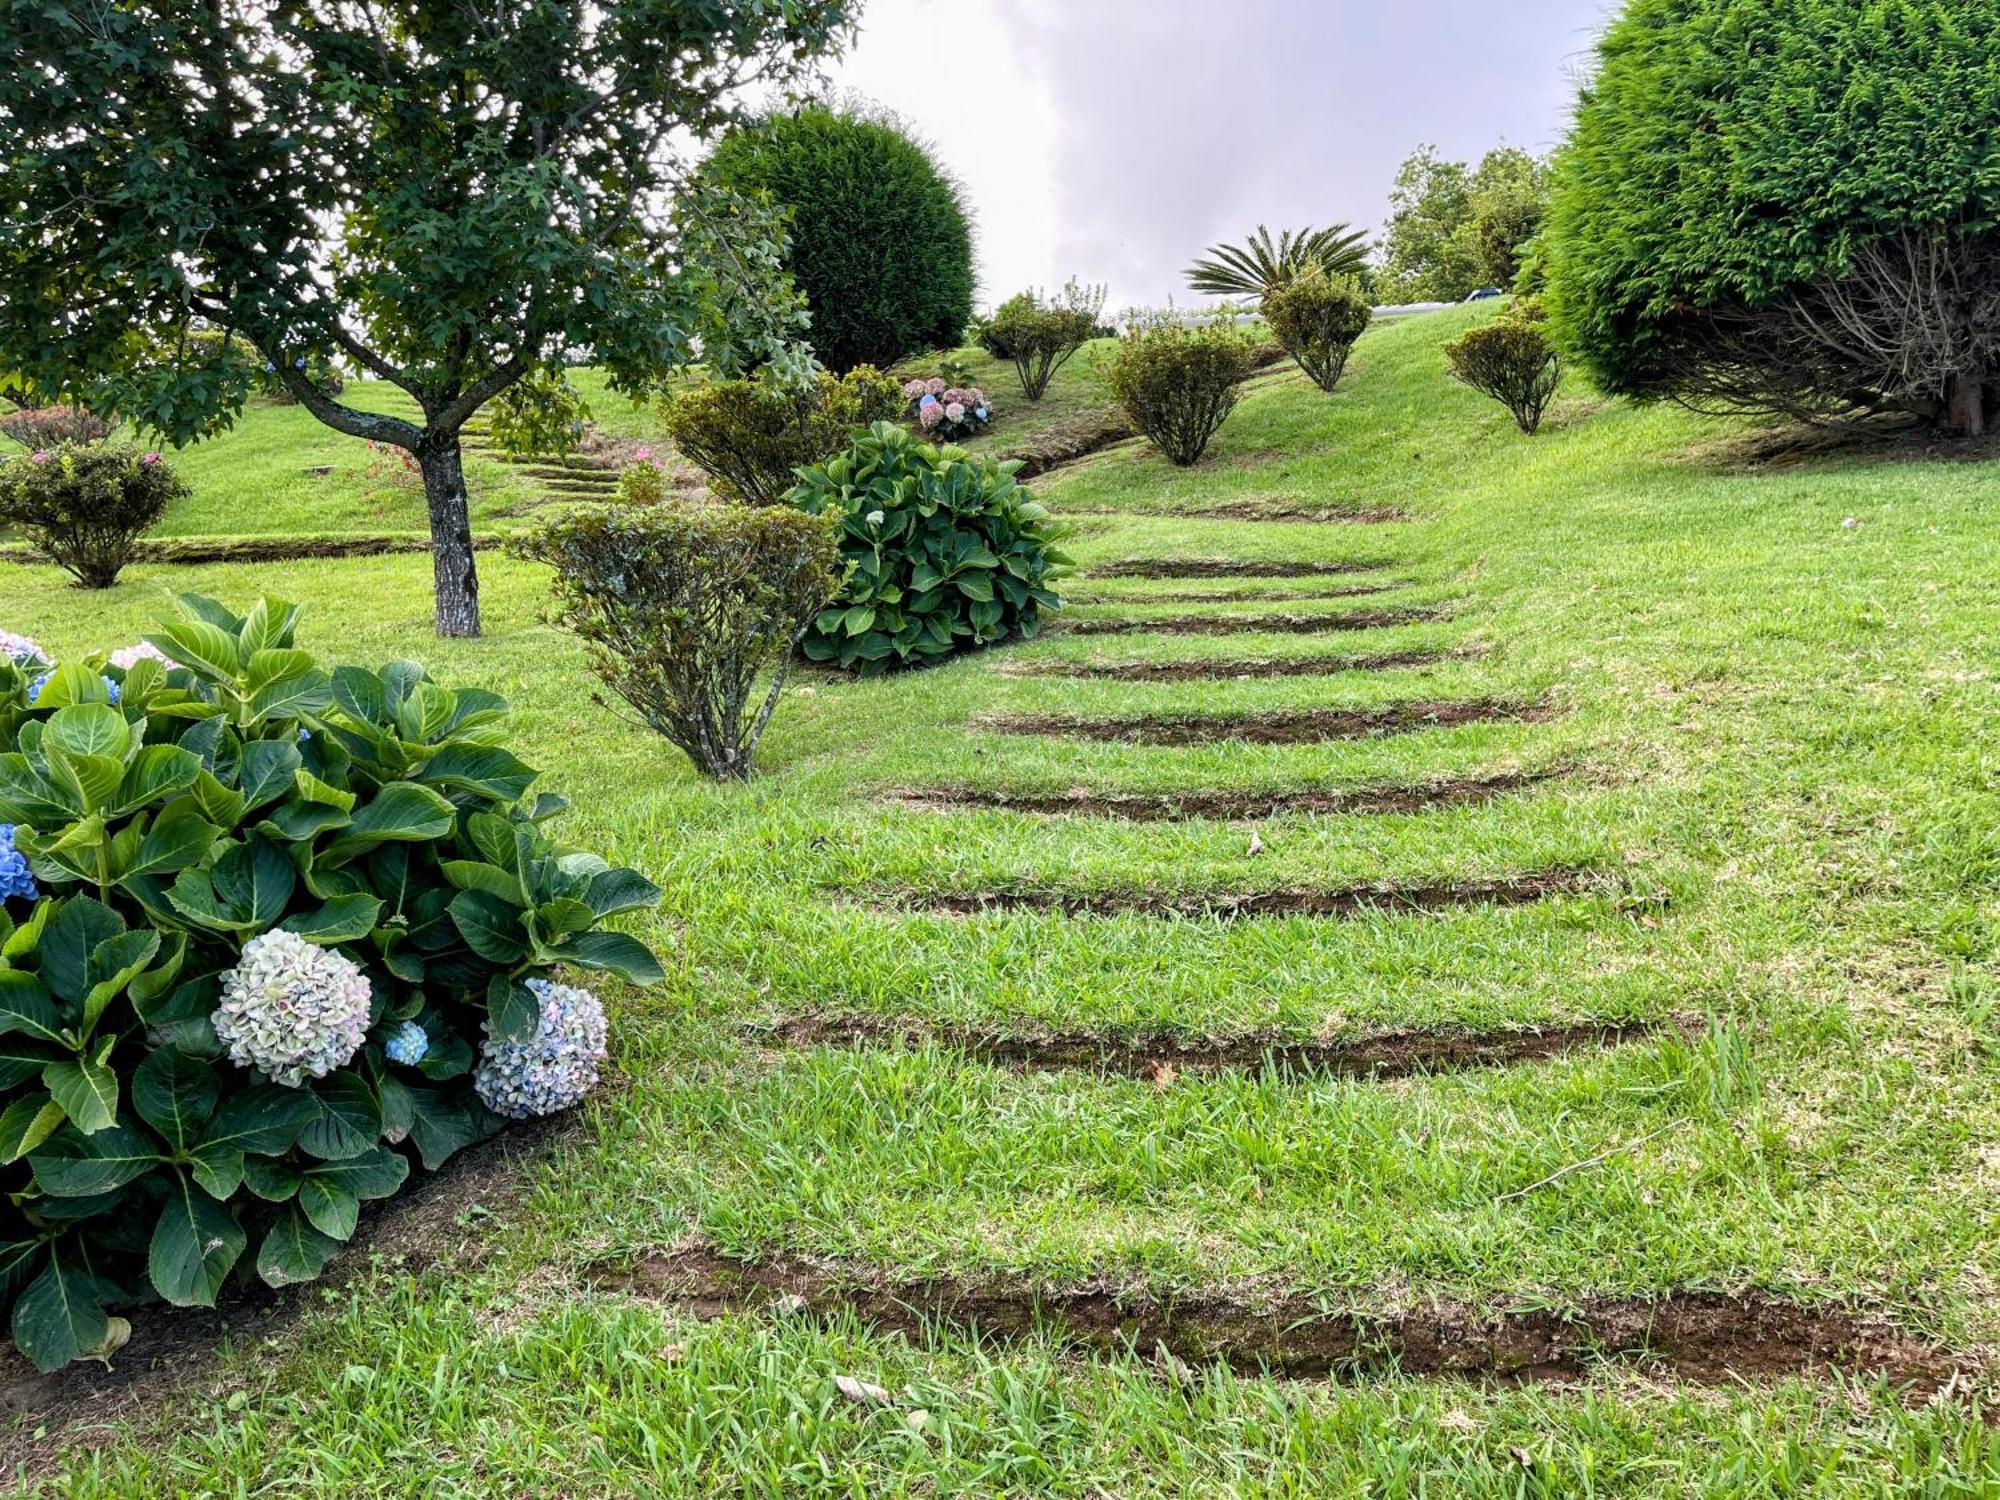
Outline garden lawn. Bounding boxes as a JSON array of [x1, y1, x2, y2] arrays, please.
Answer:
[[7, 305, 2000, 1495]]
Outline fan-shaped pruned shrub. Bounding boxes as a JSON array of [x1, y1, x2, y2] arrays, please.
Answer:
[[1445, 302, 1564, 434], [516, 504, 844, 780], [1544, 0, 2000, 435], [0, 594, 662, 1370], [1262, 266, 1371, 392], [789, 422, 1068, 674], [704, 106, 974, 373], [0, 443, 185, 587], [1104, 316, 1256, 466]]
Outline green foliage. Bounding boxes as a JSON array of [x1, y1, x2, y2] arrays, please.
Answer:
[[488, 374, 593, 462], [1184, 226, 1370, 298], [1444, 302, 1565, 434], [0, 593, 661, 1370], [0, 2, 849, 636], [1381, 145, 1549, 301], [788, 423, 1068, 673], [615, 458, 673, 507], [1543, 0, 2000, 433], [984, 282, 1107, 401], [514, 505, 843, 780], [1261, 267, 1372, 393], [0, 444, 185, 588], [1103, 317, 1256, 467], [664, 367, 902, 507], [704, 105, 975, 372]]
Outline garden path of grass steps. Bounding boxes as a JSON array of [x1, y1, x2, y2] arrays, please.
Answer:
[[1008, 650, 1460, 682], [1087, 559, 1391, 580], [747, 1012, 1691, 1084], [1057, 609, 1443, 638], [885, 769, 1555, 822], [1069, 585, 1411, 606], [1062, 506, 1409, 525], [869, 867, 1623, 922], [981, 700, 1551, 747], [603, 1246, 1968, 1397]]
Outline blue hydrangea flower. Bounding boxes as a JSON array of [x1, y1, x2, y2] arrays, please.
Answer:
[[975, 407, 989, 420], [919, 393, 939, 408], [0, 826, 38, 903], [474, 979, 608, 1120], [384, 1019, 430, 1066]]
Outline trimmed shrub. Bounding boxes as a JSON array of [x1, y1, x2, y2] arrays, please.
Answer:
[[1445, 302, 1564, 434], [985, 281, 1107, 401], [901, 377, 992, 441], [1544, 0, 2000, 434], [515, 504, 844, 780], [0, 407, 114, 450], [0, 593, 662, 1370], [703, 106, 974, 373], [0, 444, 184, 587], [1103, 316, 1256, 466], [1262, 266, 1372, 392], [615, 451, 672, 506], [789, 422, 1068, 674], [664, 367, 902, 507]]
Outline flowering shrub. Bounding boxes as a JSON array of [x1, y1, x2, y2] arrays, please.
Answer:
[[0, 632, 44, 665], [665, 367, 902, 506], [0, 594, 662, 1369], [0, 443, 184, 587], [0, 406, 114, 451], [473, 979, 608, 1119], [902, 377, 993, 441], [1103, 314, 1257, 466], [515, 503, 844, 780], [789, 422, 1069, 673]]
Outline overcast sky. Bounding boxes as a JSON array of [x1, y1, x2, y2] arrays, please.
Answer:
[[826, 0, 1613, 312]]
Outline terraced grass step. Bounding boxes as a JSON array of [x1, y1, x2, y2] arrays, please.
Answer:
[[1087, 558, 1388, 579], [1059, 608, 1441, 637], [980, 699, 1550, 746], [887, 769, 1554, 821], [1009, 649, 1456, 681]]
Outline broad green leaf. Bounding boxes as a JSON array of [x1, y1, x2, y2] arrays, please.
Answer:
[[487, 974, 540, 1043], [43, 1056, 119, 1134], [534, 897, 596, 943], [126, 932, 188, 1010], [211, 836, 296, 925], [296, 1071, 381, 1161], [189, 1142, 244, 1200], [248, 670, 332, 724], [43, 704, 130, 761], [449, 890, 528, 963], [41, 897, 124, 1005], [120, 810, 220, 884], [256, 1207, 342, 1289], [131, 1048, 220, 1151], [43, 747, 124, 814], [293, 770, 356, 813], [279, 894, 383, 945], [109, 745, 201, 816], [245, 648, 314, 692], [203, 1083, 318, 1157], [241, 1156, 301, 1201], [0, 1093, 65, 1163], [585, 867, 662, 919], [405, 1086, 487, 1171], [441, 860, 521, 902], [238, 739, 303, 811], [27, 1121, 160, 1194], [321, 782, 456, 864], [80, 927, 161, 1032], [191, 770, 247, 828], [148, 621, 241, 682], [552, 929, 664, 986], [416, 743, 537, 802], [0, 972, 64, 1043], [297, 1176, 359, 1240], [148, 1173, 246, 1306], [10, 1253, 114, 1372], [330, 666, 387, 726]]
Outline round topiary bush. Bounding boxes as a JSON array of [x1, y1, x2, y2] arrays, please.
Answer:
[[1544, 0, 2000, 434], [1261, 265, 1371, 393], [789, 422, 1069, 673], [704, 106, 974, 373], [664, 367, 903, 507], [0, 443, 185, 588], [0, 595, 661, 1370]]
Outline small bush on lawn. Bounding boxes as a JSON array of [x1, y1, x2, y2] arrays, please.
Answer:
[[1445, 301, 1564, 434], [664, 367, 902, 507], [616, 450, 673, 506], [1104, 315, 1257, 466], [789, 421, 1068, 674], [1262, 264, 1372, 392], [0, 593, 662, 1370], [0, 444, 185, 588], [985, 281, 1107, 401], [0, 407, 115, 450], [515, 504, 843, 780], [901, 377, 992, 441]]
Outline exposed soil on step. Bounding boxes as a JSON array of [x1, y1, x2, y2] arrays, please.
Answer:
[[1013, 650, 1455, 682], [1070, 586, 1396, 606], [882, 868, 1601, 921], [1192, 505, 1410, 525], [1061, 609, 1440, 637], [983, 700, 1550, 747], [606, 1246, 1968, 1396], [887, 770, 1552, 822], [1088, 559, 1385, 580], [752, 1011, 1682, 1082], [0, 1118, 569, 1481]]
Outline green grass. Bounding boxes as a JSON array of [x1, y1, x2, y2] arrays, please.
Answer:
[[9, 306, 2000, 1494]]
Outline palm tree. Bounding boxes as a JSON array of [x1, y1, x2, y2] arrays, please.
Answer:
[[1184, 225, 1371, 298]]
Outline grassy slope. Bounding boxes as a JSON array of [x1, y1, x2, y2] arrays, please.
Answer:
[[9, 306, 2000, 1494]]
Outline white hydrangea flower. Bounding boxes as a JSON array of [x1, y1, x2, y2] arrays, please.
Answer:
[[214, 929, 372, 1088], [473, 979, 608, 1120], [0, 630, 44, 665], [110, 641, 182, 672]]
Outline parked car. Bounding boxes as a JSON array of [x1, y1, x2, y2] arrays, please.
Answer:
[[1464, 287, 1505, 302]]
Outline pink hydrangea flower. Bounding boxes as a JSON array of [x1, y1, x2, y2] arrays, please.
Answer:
[[901, 379, 928, 399], [945, 402, 966, 422], [28, 451, 48, 465], [141, 452, 161, 466], [924, 378, 946, 395], [110, 642, 181, 672], [919, 403, 943, 428]]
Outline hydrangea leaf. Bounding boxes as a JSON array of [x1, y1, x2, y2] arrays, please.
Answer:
[[585, 867, 663, 919], [108, 745, 201, 817], [0, 1040, 60, 1091], [448, 889, 529, 964], [256, 1206, 341, 1289], [0, 1092, 65, 1163], [43, 704, 131, 762], [248, 669, 333, 725], [278, 895, 384, 946], [189, 1143, 244, 1200], [210, 836, 296, 926], [81, 928, 162, 1032], [121, 810, 220, 881], [441, 860, 523, 903], [320, 783, 456, 864], [131, 1048, 220, 1152], [27, 1121, 161, 1195], [240, 1156, 301, 1202], [238, 739, 303, 811], [0, 973, 64, 1044], [39, 897, 124, 1005], [296, 1071, 381, 1162], [486, 974, 541, 1044], [404, 1086, 488, 1172], [202, 1083, 319, 1158], [551, 929, 664, 986], [148, 1172, 246, 1306], [416, 744, 537, 802], [297, 1176, 359, 1240], [42, 1056, 120, 1136], [146, 623, 241, 684], [10, 1252, 115, 1373]]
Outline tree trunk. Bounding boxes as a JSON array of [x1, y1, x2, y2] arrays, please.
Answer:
[[417, 431, 481, 638], [1943, 370, 1987, 438]]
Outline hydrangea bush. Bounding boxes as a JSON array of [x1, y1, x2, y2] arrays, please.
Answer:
[[902, 378, 992, 441], [0, 594, 661, 1370]]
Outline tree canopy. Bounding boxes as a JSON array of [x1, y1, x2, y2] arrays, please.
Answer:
[[0, 0, 853, 634], [1379, 145, 1549, 302]]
